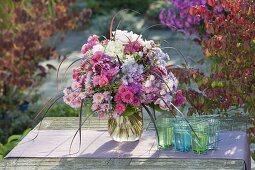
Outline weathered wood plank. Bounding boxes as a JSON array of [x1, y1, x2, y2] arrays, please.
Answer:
[[0, 158, 245, 170], [35, 116, 248, 131]]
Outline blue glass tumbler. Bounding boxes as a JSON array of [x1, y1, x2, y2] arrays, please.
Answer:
[[173, 120, 192, 152]]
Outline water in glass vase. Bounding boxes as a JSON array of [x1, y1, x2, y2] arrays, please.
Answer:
[[108, 112, 143, 142]]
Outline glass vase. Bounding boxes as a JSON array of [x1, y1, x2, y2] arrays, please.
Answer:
[[108, 111, 143, 142], [157, 116, 173, 149]]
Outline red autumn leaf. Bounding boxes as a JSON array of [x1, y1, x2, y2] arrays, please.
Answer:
[[207, 0, 216, 7]]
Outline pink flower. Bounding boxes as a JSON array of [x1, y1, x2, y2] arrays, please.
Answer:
[[124, 41, 141, 54], [71, 98, 82, 108], [112, 111, 119, 118], [173, 90, 186, 107], [90, 51, 103, 64], [98, 75, 109, 87], [72, 68, 81, 81], [103, 91, 110, 100], [155, 98, 168, 110], [93, 93, 104, 103], [101, 104, 109, 111], [71, 92, 79, 100], [132, 96, 140, 106], [118, 85, 128, 93], [93, 75, 100, 86], [63, 96, 72, 104], [63, 88, 71, 96], [71, 81, 80, 90], [114, 93, 122, 102], [81, 35, 99, 54], [79, 92, 86, 99], [91, 103, 101, 111], [81, 44, 90, 54], [121, 90, 134, 104], [87, 35, 99, 45], [114, 103, 126, 115], [107, 67, 119, 77], [98, 112, 107, 120]]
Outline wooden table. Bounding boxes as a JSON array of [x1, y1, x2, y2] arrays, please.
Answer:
[[0, 117, 249, 170]]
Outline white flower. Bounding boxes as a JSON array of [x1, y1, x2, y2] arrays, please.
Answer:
[[144, 80, 152, 88], [92, 44, 105, 54], [142, 40, 154, 50], [105, 41, 124, 58], [113, 30, 144, 45]]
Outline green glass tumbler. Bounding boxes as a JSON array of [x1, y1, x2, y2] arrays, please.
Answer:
[[192, 121, 209, 154], [157, 116, 173, 149]]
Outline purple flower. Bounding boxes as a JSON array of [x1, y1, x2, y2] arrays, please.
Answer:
[[173, 90, 186, 107], [160, 0, 207, 35]]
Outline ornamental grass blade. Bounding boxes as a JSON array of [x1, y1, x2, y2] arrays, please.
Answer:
[[109, 9, 140, 39], [68, 99, 84, 155], [142, 104, 159, 142], [31, 93, 64, 141], [69, 105, 95, 155], [162, 46, 189, 69], [56, 55, 67, 92]]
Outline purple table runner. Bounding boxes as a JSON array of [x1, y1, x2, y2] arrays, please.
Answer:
[[6, 130, 251, 170]]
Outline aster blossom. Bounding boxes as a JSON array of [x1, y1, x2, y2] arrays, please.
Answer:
[[63, 29, 186, 119]]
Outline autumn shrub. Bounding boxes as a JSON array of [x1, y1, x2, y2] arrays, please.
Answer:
[[0, 0, 91, 143], [161, 0, 255, 117]]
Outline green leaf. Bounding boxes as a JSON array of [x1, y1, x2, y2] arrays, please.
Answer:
[[7, 135, 21, 143], [0, 143, 4, 155], [22, 128, 31, 136], [122, 106, 136, 117], [149, 104, 170, 115]]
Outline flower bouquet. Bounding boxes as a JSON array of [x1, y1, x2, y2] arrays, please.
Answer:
[[62, 27, 186, 142]]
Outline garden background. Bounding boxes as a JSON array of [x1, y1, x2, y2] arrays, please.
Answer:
[[0, 0, 254, 163]]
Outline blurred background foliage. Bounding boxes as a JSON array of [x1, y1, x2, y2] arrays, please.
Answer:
[[0, 0, 91, 144]]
